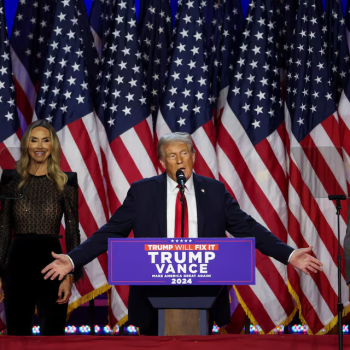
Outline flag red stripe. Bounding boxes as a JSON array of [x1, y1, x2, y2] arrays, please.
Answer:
[[255, 138, 288, 203], [13, 76, 33, 125], [100, 148, 121, 214], [288, 209, 338, 315], [110, 137, 143, 185], [69, 120, 109, 221], [287, 265, 325, 332], [134, 119, 157, 169]]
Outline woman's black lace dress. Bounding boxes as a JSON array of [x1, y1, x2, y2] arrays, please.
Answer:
[[0, 170, 81, 335]]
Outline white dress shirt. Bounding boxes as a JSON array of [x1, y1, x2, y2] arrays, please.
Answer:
[[166, 174, 197, 238]]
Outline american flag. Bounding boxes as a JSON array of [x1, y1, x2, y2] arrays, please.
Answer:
[[324, 0, 350, 105], [34, 0, 113, 319], [217, 0, 297, 333], [10, 0, 56, 130], [284, 0, 349, 333], [216, 0, 244, 118], [138, 0, 173, 128], [92, 0, 157, 328], [207, 0, 223, 106], [0, 0, 22, 331], [156, 0, 218, 180]]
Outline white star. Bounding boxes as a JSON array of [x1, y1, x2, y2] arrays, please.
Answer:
[[119, 61, 127, 70], [122, 48, 130, 56], [254, 106, 263, 115], [167, 101, 175, 109], [188, 60, 196, 69], [169, 86, 178, 95], [174, 58, 183, 66], [115, 75, 124, 84], [178, 43, 186, 52], [4, 112, 13, 121], [255, 31, 264, 40], [325, 93, 332, 100], [193, 32, 202, 41], [193, 106, 200, 114], [108, 118, 115, 127], [67, 76, 76, 85], [245, 89, 253, 98], [62, 0, 70, 6], [60, 105, 68, 113], [182, 89, 191, 97], [129, 78, 137, 87], [180, 29, 189, 38], [67, 30, 75, 39], [252, 119, 261, 128], [55, 73, 64, 82], [54, 27, 62, 36], [315, 76, 322, 84], [257, 91, 265, 100], [125, 33, 133, 41], [126, 93, 134, 102], [249, 60, 258, 69], [180, 103, 188, 112], [64, 91, 72, 99], [63, 45, 71, 53], [112, 90, 121, 99], [252, 45, 261, 55], [242, 103, 250, 112], [297, 118, 304, 125], [232, 87, 240, 95], [52, 87, 60, 96], [58, 12, 66, 21], [191, 46, 199, 55], [198, 77, 206, 86], [172, 72, 180, 81], [177, 117, 186, 126], [76, 95, 85, 104], [123, 106, 131, 115], [195, 91, 203, 100], [185, 75, 193, 84], [72, 63, 80, 71], [49, 102, 57, 110], [110, 104, 118, 113]]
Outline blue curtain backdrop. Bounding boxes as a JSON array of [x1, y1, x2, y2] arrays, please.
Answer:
[[3, 0, 348, 37]]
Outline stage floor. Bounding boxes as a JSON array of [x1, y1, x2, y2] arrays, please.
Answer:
[[0, 334, 348, 350]]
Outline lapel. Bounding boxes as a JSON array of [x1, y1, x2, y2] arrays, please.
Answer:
[[155, 172, 167, 237], [193, 173, 205, 238]]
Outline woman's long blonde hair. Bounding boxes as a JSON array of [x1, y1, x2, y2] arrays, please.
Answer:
[[17, 120, 68, 192]]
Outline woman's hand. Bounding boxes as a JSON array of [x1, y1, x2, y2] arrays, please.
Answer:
[[0, 277, 4, 303], [56, 276, 73, 304]]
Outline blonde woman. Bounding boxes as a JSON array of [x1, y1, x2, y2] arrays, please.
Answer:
[[0, 120, 81, 336]]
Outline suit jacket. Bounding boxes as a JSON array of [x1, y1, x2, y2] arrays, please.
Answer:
[[69, 172, 294, 331], [345, 203, 350, 284]]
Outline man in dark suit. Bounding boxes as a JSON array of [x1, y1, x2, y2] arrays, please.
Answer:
[[42, 132, 323, 335]]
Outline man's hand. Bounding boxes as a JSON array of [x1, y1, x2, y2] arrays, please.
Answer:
[[289, 246, 323, 275], [0, 277, 4, 303], [56, 278, 73, 304], [41, 252, 73, 280]]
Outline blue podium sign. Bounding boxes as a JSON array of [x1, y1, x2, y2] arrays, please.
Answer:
[[108, 238, 255, 285]]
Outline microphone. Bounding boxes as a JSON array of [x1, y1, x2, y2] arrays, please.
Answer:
[[176, 169, 187, 190]]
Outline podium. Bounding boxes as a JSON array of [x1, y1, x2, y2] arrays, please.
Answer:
[[148, 285, 223, 335], [108, 238, 256, 336]]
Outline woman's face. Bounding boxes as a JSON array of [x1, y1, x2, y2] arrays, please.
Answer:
[[28, 127, 52, 165]]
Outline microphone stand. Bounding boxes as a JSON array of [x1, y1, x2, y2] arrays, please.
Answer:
[[328, 194, 346, 350], [180, 185, 185, 238]]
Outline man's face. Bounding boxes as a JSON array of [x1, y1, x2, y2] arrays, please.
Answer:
[[159, 141, 195, 182]]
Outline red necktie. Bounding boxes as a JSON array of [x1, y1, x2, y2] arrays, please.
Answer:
[[175, 185, 188, 238]]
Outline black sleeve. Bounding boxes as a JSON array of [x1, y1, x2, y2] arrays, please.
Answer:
[[68, 182, 137, 269], [63, 172, 83, 281], [0, 170, 15, 277], [224, 189, 294, 265]]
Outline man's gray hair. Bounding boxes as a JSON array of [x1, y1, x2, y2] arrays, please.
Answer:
[[157, 132, 195, 160]]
